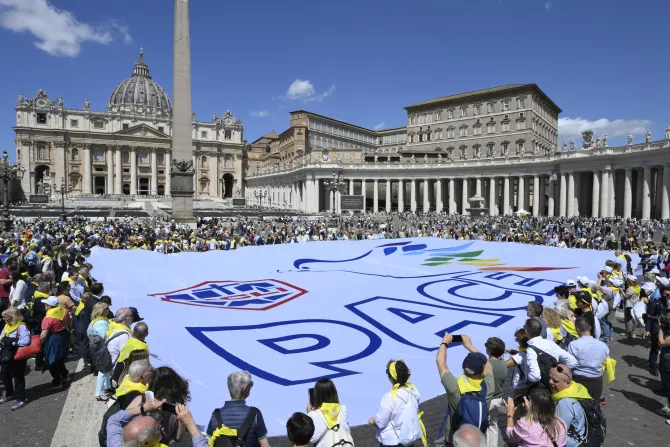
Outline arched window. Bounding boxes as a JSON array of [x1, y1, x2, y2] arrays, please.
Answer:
[[201, 156, 207, 167], [71, 148, 79, 161], [225, 157, 232, 169]]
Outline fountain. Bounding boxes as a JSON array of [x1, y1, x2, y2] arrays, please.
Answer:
[[466, 194, 488, 220]]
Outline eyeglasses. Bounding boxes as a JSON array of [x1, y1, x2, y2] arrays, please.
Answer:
[[553, 364, 572, 381]]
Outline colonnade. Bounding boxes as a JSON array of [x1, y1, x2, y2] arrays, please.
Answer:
[[247, 162, 670, 219]]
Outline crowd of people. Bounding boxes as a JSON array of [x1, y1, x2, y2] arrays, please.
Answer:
[[0, 213, 669, 446]]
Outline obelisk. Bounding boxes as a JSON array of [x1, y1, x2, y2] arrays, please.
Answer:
[[170, 0, 195, 222]]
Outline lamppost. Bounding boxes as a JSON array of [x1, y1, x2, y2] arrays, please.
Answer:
[[323, 171, 346, 215], [53, 176, 70, 220], [0, 151, 25, 231], [254, 190, 267, 207]]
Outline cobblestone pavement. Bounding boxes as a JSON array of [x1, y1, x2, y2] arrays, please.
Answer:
[[4, 315, 668, 447]]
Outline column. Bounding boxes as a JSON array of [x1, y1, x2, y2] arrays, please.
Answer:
[[361, 179, 367, 213], [349, 179, 353, 195], [448, 178, 456, 214], [566, 172, 575, 216], [517, 176, 525, 211], [150, 150, 158, 195], [503, 177, 510, 215], [532, 175, 540, 216], [106, 146, 114, 194], [422, 179, 429, 213], [398, 179, 404, 212], [610, 170, 617, 217], [559, 173, 567, 216], [662, 165, 670, 219], [410, 179, 417, 213], [386, 180, 391, 212], [489, 177, 498, 216], [130, 147, 137, 195], [547, 175, 555, 217], [642, 166, 652, 219], [475, 177, 482, 196], [591, 171, 600, 218], [82, 145, 92, 194], [461, 178, 469, 215], [436, 179, 443, 213], [373, 179, 379, 213], [165, 151, 171, 196], [114, 147, 122, 194], [623, 168, 633, 218]]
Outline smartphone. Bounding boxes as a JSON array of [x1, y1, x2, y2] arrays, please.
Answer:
[[162, 402, 177, 415], [508, 349, 519, 356], [308, 388, 316, 409], [451, 334, 463, 343], [513, 395, 525, 407]]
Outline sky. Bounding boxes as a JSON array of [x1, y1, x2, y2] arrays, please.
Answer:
[[0, 0, 669, 161]]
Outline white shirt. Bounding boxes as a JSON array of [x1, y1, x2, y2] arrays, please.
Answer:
[[9, 279, 27, 309], [525, 336, 578, 383], [106, 328, 131, 364], [308, 405, 350, 447], [374, 387, 421, 446]]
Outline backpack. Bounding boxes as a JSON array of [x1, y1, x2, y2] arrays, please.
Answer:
[[527, 345, 555, 389], [212, 407, 258, 447], [566, 398, 606, 447], [98, 393, 145, 447], [450, 383, 488, 433], [314, 409, 355, 447], [391, 390, 421, 446], [89, 331, 126, 373]]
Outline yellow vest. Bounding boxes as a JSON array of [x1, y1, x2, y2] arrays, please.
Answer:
[[105, 321, 131, 339], [116, 337, 149, 363], [115, 376, 148, 398]]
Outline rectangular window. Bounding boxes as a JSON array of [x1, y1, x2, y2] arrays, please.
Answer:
[[487, 103, 494, 114], [123, 123, 129, 130], [419, 115, 425, 124], [93, 121, 104, 129], [487, 123, 495, 134], [158, 126, 164, 133], [435, 111, 441, 121], [201, 131, 208, 138], [123, 168, 130, 173], [390, 134, 397, 143], [460, 108, 467, 118], [517, 121, 526, 130], [502, 100, 509, 111], [426, 114, 432, 124], [409, 134, 414, 143], [426, 132, 431, 141], [37, 113, 47, 124], [518, 142, 525, 153], [70, 119, 78, 128], [224, 130, 232, 139], [410, 116, 415, 125], [517, 98, 525, 108], [448, 129, 455, 138], [474, 126, 481, 136], [419, 133, 424, 142], [460, 127, 467, 137], [474, 106, 480, 116], [502, 143, 508, 153], [502, 122, 510, 132], [448, 110, 454, 119]]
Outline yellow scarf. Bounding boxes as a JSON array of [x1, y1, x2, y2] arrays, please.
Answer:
[[105, 321, 131, 338], [550, 327, 563, 341], [46, 305, 66, 321], [21, 272, 29, 278], [115, 376, 148, 398], [116, 337, 149, 363], [66, 276, 78, 285], [388, 361, 427, 446], [319, 403, 342, 429], [75, 300, 85, 316], [630, 284, 641, 296], [457, 375, 483, 394], [552, 381, 592, 402], [562, 319, 578, 338], [3, 321, 23, 336], [568, 294, 577, 310], [33, 291, 49, 300], [209, 426, 238, 447], [518, 345, 527, 353]]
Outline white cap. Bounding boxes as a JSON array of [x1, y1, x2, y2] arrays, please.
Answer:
[[602, 266, 613, 273], [657, 276, 670, 287], [577, 276, 590, 285], [610, 278, 623, 287], [41, 296, 59, 307], [650, 267, 661, 274], [566, 279, 576, 287]]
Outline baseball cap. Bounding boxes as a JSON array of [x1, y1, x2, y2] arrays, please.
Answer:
[[657, 276, 670, 287], [129, 307, 144, 323], [601, 266, 613, 273], [41, 296, 60, 307], [577, 276, 590, 285], [628, 275, 638, 282], [566, 279, 576, 287], [462, 352, 488, 376], [575, 290, 592, 304], [610, 278, 623, 287]]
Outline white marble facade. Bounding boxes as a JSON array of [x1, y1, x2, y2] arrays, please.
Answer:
[[13, 50, 245, 200]]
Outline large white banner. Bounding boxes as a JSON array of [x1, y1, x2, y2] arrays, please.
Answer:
[[89, 239, 613, 435]]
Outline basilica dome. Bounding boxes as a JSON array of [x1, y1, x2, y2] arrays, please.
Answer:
[[108, 50, 172, 115]]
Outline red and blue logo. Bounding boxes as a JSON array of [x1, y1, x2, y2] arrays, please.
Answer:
[[149, 279, 307, 310]]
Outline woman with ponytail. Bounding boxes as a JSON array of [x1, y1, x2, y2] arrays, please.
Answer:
[[306, 378, 350, 447], [369, 360, 426, 447]]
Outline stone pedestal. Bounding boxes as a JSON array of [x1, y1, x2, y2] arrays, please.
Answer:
[[171, 171, 194, 222]]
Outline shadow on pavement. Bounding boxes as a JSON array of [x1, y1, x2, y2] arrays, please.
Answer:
[[621, 354, 650, 369], [628, 374, 666, 396], [610, 386, 665, 414]]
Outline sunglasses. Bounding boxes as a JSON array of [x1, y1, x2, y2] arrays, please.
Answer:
[[553, 363, 572, 381]]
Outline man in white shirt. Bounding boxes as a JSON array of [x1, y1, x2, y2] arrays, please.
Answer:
[[106, 308, 133, 380], [523, 319, 577, 386]]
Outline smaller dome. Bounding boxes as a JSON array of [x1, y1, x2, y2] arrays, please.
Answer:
[[108, 49, 172, 115]]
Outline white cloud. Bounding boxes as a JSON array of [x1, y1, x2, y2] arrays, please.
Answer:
[[0, 0, 131, 57], [251, 110, 269, 118], [558, 117, 653, 142], [281, 79, 336, 103], [373, 122, 385, 130]]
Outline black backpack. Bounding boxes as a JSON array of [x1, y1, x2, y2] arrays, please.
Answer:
[[212, 407, 258, 447], [98, 393, 145, 447], [527, 345, 555, 389], [568, 398, 607, 447], [89, 331, 126, 373]]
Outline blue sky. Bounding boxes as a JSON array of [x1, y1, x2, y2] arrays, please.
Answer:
[[0, 0, 668, 160]]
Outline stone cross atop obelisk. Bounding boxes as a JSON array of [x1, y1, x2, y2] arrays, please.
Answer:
[[170, 0, 195, 222]]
